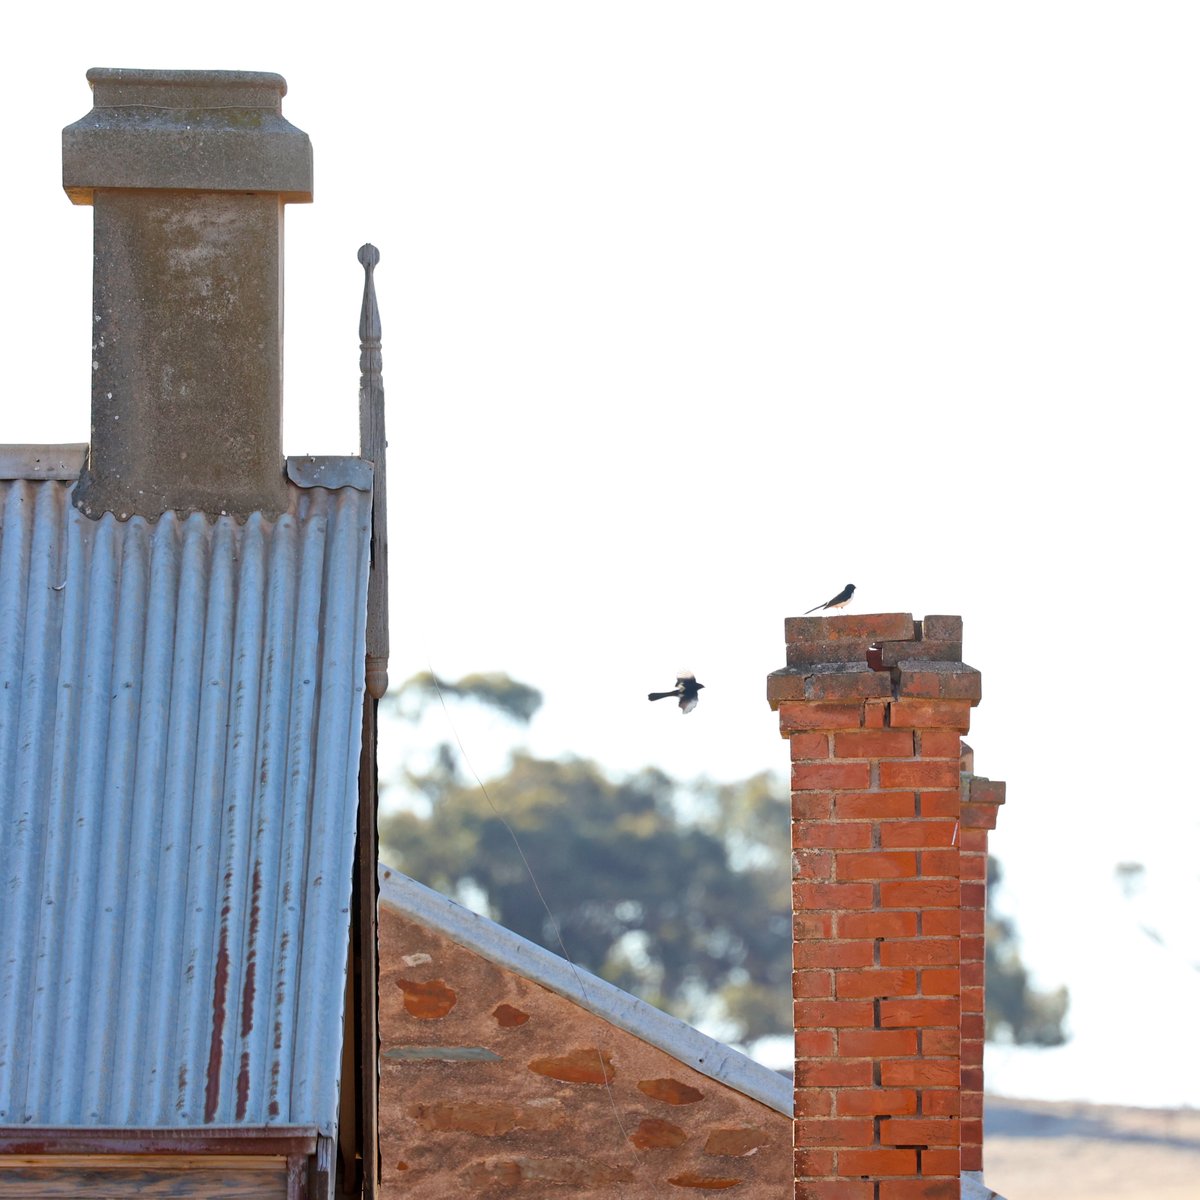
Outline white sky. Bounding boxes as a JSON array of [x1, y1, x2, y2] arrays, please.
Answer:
[[2, 2, 1196, 1107]]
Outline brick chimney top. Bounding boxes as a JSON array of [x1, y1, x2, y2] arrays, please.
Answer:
[[64, 67, 313, 521], [768, 612, 981, 712]]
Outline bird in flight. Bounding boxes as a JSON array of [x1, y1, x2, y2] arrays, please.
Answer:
[[805, 583, 855, 614], [648, 673, 705, 714]]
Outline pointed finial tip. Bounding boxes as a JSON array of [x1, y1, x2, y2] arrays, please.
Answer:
[[358, 244, 380, 268]]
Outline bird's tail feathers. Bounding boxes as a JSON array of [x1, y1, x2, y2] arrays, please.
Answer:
[[648, 691, 676, 702]]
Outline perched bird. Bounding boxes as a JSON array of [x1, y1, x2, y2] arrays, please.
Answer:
[[805, 583, 855, 615], [648, 673, 705, 714]]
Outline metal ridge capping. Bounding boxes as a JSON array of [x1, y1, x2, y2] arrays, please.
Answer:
[[0, 477, 372, 1130]]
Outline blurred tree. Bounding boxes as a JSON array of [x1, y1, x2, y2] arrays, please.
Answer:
[[380, 672, 790, 1044], [985, 857, 1069, 1045], [386, 670, 543, 798], [381, 754, 792, 1042]]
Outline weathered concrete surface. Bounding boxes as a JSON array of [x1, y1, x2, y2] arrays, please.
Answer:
[[75, 189, 291, 520], [377, 899, 791, 1197], [63, 68, 312, 203], [63, 69, 312, 521]]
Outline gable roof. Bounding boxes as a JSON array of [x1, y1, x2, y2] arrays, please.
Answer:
[[0, 451, 372, 1133], [378, 864, 792, 1117]]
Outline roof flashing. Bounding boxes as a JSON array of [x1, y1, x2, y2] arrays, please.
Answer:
[[0, 447, 372, 495]]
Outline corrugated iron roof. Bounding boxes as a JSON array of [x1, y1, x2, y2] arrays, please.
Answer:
[[0, 460, 372, 1132]]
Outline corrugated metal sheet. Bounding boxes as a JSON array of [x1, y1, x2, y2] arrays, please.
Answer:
[[0, 470, 372, 1132]]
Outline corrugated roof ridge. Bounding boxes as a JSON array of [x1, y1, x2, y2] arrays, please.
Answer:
[[377, 863, 793, 1117]]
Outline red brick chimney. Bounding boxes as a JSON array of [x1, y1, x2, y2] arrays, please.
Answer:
[[959, 773, 1005, 1182], [62, 68, 312, 520], [768, 613, 1002, 1200]]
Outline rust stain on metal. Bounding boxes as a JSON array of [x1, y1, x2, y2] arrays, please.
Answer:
[[241, 861, 262, 1039], [205, 914, 231, 1123], [236, 1049, 251, 1122], [274, 930, 289, 1049]]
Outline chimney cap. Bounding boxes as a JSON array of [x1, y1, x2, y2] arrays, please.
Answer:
[[63, 67, 312, 204], [85, 66, 290, 103]]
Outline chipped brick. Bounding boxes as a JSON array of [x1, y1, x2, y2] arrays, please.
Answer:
[[787, 641, 881, 667], [786, 613, 915, 643], [878, 640, 963, 667], [920, 615, 963, 641], [893, 661, 981, 701]]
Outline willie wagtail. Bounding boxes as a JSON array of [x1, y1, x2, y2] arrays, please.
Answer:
[[648, 673, 705, 714], [805, 583, 855, 614]]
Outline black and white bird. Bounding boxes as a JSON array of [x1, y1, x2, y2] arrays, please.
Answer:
[[648, 673, 705, 714], [805, 583, 855, 615]]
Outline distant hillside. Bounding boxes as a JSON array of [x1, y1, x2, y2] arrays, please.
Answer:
[[984, 1096, 1200, 1200]]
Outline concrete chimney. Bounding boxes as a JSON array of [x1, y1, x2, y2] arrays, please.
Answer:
[[63, 68, 313, 520]]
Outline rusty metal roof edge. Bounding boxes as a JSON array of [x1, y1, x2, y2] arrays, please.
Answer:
[[377, 864, 793, 1118], [0, 1124, 320, 1154], [0, 446, 372, 493]]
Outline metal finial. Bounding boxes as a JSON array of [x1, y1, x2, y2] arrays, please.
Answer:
[[358, 243, 381, 348], [358, 244, 388, 698]]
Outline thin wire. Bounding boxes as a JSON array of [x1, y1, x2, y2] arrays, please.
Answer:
[[424, 665, 646, 1174]]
